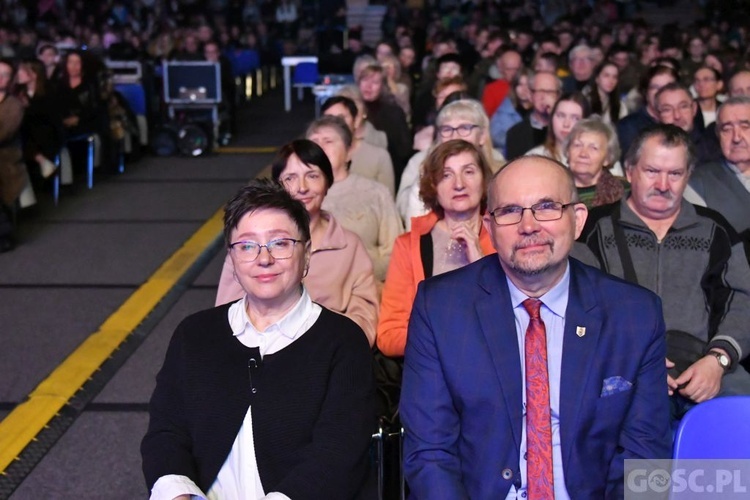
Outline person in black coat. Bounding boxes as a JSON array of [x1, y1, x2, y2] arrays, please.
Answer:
[[358, 63, 411, 190], [142, 180, 377, 499]]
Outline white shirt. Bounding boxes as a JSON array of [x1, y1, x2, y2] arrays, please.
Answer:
[[149, 289, 322, 500], [727, 161, 750, 193]]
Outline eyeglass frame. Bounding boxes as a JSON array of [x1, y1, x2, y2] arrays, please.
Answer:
[[487, 201, 580, 226], [228, 237, 304, 262], [437, 123, 481, 139]]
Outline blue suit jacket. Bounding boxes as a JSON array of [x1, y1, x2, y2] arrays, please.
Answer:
[[401, 256, 671, 499]]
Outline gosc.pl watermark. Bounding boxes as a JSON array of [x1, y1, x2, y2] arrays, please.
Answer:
[[625, 459, 750, 498]]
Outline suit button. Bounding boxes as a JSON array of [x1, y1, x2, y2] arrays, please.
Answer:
[[502, 468, 513, 480]]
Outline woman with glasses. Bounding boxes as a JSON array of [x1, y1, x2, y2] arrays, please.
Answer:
[[565, 116, 629, 208], [143, 179, 377, 499], [526, 92, 590, 164], [377, 140, 496, 357], [397, 99, 505, 230], [306, 115, 403, 283], [216, 139, 379, 346]]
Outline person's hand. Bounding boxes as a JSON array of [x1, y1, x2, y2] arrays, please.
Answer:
[[666, 358, 678, 396], [63, 115, 79, 127], [451, 222, 483, 262], [674, 355, 724, 403]]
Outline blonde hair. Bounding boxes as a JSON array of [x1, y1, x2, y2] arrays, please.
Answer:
[[435, 99, 504, 172]]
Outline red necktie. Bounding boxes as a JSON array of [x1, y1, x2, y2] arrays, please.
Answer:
[[523, 298, 554, 499]]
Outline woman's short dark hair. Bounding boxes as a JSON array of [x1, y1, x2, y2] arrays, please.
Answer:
[[223, 178, 311, 248], [420, 139, 492, 219], [321, 95, 358, 120], [271, 139, 334, 189]]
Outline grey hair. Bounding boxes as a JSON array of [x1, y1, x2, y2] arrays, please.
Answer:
[[529, 70, 563, 93], [568, 44, 593, 63], [563, 115, 621, 168], [624, 124, 696, 174]]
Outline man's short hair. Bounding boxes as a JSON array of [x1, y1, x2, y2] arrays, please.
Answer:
[[716, 95, 750, 135], [654, 81, 693, 105], [624, 124, 696, 174], [321, 95, 358, 120], [436, 53, 464, 72]]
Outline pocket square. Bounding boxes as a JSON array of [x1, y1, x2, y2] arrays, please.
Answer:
[[601, 376, 633, 397]]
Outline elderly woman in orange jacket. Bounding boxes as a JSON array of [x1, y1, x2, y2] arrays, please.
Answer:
[[377, 140, 496, 357]]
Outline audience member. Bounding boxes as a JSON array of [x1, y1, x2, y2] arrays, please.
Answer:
[[490, 67, 533, 156], [693, 66, 723, 129], [689, 96, 750, 241], [579, 124, 750, 419], [616, 64, 679, 161], [565, 116, 628, 208], [480, 48, 522, 118], [401, 154, 671, 498], [378, 139, 495, 357], [16, 59, 63, 181], [0, 57, 26, 253], [654, 82, 722, 165], [587, 61, 628, 125], [357, 63, 412, 188], [506, 71, 561, 159], [143, 179, 376, 499], [321, 95, 395, 196], [335, 85, 388, 150], [306, 116, 402, 282], [412, 76, 467, 151], [526, 92, 590, 164], [562, 44, 596, 93], [398, 99, 504, 228], [216, 139, 379, 345]]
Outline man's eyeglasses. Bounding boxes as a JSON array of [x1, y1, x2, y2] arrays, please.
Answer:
[[488, 201, 578, 226], [437, 124, 480, 139], [229, 238, 303, 262]]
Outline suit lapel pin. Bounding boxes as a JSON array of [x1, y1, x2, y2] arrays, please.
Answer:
[[576, 326, 586, 337]]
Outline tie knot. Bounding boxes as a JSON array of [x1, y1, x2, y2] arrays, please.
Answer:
[[522, 298, 543, 320]]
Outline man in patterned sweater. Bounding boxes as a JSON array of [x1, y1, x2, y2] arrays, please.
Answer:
[[578, 124, 750, 414]]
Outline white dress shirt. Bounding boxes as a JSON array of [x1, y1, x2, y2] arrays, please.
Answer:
[[504, 264, 571, 500], [150, 288, 322, 500]]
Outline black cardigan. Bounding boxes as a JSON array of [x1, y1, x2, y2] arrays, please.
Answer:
[[141, 304, 377, 499]]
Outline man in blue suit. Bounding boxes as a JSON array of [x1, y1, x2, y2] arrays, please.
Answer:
[[400, 155, 672, 499]]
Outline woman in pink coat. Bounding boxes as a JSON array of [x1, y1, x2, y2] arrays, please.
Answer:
[[216, 140, 379, 346]]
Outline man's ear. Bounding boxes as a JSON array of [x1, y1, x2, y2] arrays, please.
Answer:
[[573, 202, 589, 240]]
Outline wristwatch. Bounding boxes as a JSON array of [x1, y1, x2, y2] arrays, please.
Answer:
[[708, 350, 731, 371]]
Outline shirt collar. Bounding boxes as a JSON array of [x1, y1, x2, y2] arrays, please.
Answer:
[[228, 287, 314, 340], [506, 261, 570, 319]]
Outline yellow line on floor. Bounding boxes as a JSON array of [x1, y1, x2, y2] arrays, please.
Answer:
[[0, 209, 225, 474], [215, 146, 278, 154]]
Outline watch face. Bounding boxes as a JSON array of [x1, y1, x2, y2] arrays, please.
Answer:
[[719, 355, 730, 367]]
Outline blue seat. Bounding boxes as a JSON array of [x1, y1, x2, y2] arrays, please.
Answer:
[[228, 49, 260, 77], [292, 62, 319, 100], [673, 396, 750, 459], [115, 83, 146, 115]]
